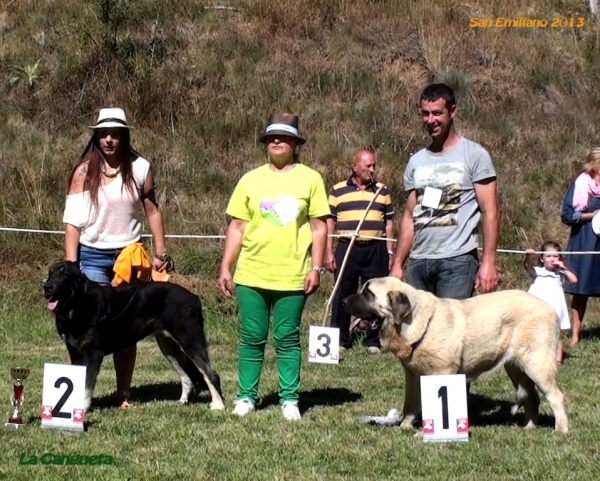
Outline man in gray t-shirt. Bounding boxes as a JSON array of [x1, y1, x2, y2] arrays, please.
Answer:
[[390, 83, 499, 298]]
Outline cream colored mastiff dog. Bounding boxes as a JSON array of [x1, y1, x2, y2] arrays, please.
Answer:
[[344, 277, 568, 433]]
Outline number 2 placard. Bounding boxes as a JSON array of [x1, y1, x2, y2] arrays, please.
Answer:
[[420, 374, 469, 442], [308, 326, 340, 364], [41, 363, 86, 433]]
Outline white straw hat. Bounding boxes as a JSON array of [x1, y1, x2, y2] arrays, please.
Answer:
[[89, 108, 132, 129], [592, 212, 600, 236]]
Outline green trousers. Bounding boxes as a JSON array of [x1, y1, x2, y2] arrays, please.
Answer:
[[236, 285, 307, 404]]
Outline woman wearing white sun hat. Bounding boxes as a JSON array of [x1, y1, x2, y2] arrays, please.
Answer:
[[62, 107, 170, 408]]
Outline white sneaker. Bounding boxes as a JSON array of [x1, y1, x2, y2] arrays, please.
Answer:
[[232, 398, 255, 417], [281, 400, 301, 421]]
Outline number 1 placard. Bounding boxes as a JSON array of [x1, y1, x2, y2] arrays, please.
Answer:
[[420, 374, 469, 442], [308, 326, 340, 364], [41, 363, 86, 433]]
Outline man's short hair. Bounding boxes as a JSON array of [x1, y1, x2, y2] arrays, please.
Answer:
[[420, 83, 456, 111], [357, 145, 376, 155]]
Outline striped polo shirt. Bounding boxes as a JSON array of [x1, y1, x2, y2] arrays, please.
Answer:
[[328, 177, 394, 239]]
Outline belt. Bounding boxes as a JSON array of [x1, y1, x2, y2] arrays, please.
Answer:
[[338, 238, 378, 246]]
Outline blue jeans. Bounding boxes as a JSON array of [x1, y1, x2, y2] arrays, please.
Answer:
[[406, 250, 479, 299], [79, 244, 123, 284]]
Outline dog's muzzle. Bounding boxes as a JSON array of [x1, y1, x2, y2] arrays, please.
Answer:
[[342, 296, 381, 332], [43, 283, 60, 311], [349, 317, 380, 333]]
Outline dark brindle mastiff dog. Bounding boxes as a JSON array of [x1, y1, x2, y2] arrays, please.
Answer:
[[43, 260, 224, 411], [344, 277, 568, 433]]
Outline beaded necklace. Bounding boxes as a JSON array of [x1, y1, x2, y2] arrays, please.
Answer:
[[101, 166, 120, 178]]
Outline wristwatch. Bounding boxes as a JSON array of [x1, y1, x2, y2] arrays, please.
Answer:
[[312, 266, 326, 275]]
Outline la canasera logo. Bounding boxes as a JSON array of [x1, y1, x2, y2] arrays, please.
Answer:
[[470, 17, 585, 28], [19, 452, 114, 465]]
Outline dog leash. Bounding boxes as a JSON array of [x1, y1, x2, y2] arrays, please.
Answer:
[[99, 284, 144, 322], [156, 254, 176, 273]]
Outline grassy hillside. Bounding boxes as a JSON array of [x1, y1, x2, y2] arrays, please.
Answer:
[[1, 0, 600, 286], [2, 2, 600, 480]]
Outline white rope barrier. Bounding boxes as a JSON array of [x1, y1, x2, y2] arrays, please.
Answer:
[[0, 227, 65, 235], [150, 234, 226, 239], [1, 225, 599, 255], [0, 227, 226, 239]]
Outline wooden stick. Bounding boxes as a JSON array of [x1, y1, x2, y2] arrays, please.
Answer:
[[321, 184, 385, 326], [519, 227, 531, 248]]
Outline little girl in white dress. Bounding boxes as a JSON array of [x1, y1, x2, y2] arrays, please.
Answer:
[[524, 241, 578, 365]]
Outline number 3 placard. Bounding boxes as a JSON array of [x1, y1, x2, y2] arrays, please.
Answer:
[[308, 326, 340, 364], [41, 363, 86, 433], [420, 374, 469, 442]]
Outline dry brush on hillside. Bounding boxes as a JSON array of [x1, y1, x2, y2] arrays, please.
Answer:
[[1, 0, 599, 286]]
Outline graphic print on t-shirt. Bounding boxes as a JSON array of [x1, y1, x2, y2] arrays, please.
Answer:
[[259, 196, 301, 226], [413, 163, 465, 229]]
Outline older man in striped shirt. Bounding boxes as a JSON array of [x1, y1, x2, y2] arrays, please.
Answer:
[[325, 149, 395, 354]]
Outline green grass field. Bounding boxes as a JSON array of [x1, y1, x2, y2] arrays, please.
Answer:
[[1, 262, 600, 480], [3, 0, 600, 479]]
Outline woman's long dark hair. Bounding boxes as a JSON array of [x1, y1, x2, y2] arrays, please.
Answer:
[[67, 129, 142, 208]]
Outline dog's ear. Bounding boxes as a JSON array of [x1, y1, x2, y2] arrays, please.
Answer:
[[64, 260, 82, 274], [78, 272, 94, 296], [387, 290, 411, 322], [67, 269, 89, 298]]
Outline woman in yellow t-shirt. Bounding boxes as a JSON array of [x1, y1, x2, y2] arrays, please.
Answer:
[[218, 113, 330, 421]]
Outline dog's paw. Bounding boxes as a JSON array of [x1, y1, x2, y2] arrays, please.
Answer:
[[554, 422, 568, 434], [399, 420, 415, 430], [210, 401, 225, 411], [178, 397, 189, 405], [413, 430, 424, 438]]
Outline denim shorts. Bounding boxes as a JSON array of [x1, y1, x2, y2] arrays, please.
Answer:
[[406, 250, 479, 300], [79, 244, 123, 285]]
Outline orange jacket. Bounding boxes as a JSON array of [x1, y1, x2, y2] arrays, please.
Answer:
[[112, 243, 169, 286]]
